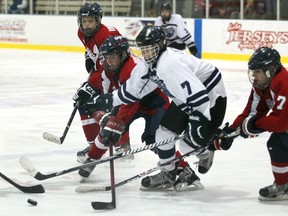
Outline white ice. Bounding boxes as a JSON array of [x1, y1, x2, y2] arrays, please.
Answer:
[[0, 49, 287, 216]]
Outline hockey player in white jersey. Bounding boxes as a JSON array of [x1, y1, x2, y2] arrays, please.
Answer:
[[154, 2, 198, 56], [84, 26, 227, 190]]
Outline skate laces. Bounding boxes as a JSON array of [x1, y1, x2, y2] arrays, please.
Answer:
[[149, 171, 175, 186], [77, 143, 93, 156]]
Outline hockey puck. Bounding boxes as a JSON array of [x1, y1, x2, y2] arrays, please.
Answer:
[[27, 199, 37, 206]]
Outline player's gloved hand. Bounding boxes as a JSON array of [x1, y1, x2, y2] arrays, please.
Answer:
[[240, 115, 264, 138], [96, 112, 125, 147], [210, 123, 237, 150], [73, 82, 99, 107], [186, 110, 210, 147], [85, 51, 94, 73], [84, 93, 113, 114], [189, 43, 198, 56]]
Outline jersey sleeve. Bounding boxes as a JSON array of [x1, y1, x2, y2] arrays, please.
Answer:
[[112, 61, 158, 106], [175, 15, 195, 49]]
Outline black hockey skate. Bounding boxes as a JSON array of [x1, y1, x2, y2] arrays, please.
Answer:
[[140, 169, 177, 190], [78, 158, 96, 178], [174, 166, 204, 191], [258, 182, 288, 201]]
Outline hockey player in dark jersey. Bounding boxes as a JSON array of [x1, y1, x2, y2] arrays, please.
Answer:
[[154, 2, 198, 56], [222, 47, 288, 201], [84, 26, 227, 190], [78, 35, 202, 191], [73, 3, 132, 162]]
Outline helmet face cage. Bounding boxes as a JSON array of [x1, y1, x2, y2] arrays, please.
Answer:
[[248, 47, 281, 89], [139, 44, 160, 64], [136, 26, 166, 64], [77, 3, 103, 36], [100, 36, 129, 73]]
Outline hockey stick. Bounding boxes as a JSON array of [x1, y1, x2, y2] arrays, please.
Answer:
[[20, 132, 187, 181], [91, 144, 116, 210], [43, 71, 93, 145], [91, 106, 120, 210], [75, 130, 240, 193], [0, 172, 45, 194], [43, 104, 79, 144], [77, 129, 241, 193]]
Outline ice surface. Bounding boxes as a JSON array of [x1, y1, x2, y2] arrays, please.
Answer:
[[0, 49, 287, 216]]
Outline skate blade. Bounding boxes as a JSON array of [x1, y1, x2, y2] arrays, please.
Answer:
[[139, 183, 174, 191], [258, 193, 288, 201], [174, 180, 204, 191]]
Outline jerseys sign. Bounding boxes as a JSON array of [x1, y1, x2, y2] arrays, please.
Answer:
[[226, 22, 288, 51]]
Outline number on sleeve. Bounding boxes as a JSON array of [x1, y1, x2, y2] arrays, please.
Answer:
[[276, 95, 286, 110], [181, 81, 192, 95]]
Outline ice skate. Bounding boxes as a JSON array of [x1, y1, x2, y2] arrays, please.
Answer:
[[115, 143, 134, 160], [196, 150, 214, 174], [174, 166, 204, 191], [77, 142, 93, 163], [78, 158, 96, 178], [258, 182, 288, 201], [140, 169, 177, 191]]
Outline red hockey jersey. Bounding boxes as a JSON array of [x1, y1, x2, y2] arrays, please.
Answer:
[[230, 67, 288, 133], [78, 24, 121, 91]]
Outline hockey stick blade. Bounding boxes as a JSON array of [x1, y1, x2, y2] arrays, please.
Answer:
[[43, 132, 62, 144], [19, 134, 187, 181], [91, 202, 115, 210], [0, 172, 45, 193]]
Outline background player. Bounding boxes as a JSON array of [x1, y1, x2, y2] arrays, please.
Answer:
[[154, 2, 198, 56]]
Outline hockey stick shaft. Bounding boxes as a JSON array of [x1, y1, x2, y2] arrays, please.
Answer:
[[0, 172, 45, 193], [77, 130, 241, 192], [91, 106, 119, 210], [91, 144, 116, 210], [21, 127, 187, 181]]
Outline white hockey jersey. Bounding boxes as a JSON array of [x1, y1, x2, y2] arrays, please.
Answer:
[[154, 14, 195, 50], [112, 48, 226, 121]]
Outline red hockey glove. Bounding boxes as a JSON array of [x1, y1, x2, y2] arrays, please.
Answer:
[[97, 113, 125, 147]]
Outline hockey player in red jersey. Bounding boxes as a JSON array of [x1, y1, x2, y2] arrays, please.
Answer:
[[79, 36, 202, 191], [224, 47, 288, 201], [73, 3, 125, 162]]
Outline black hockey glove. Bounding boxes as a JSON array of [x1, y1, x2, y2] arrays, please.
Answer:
[[96, 112, 125, 147], [84, 93, 113, 114], [72, 82, 100, 107], [85, 51, 95, 73], [209, 123, 236, 151], [188, 43, 198, 56], [186, 111, 210, 147], [240, 115, 264, 138]]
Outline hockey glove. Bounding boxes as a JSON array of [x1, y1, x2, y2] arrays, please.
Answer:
[[85, 51, 95, 73], [188, 43, 198, 56], [240, 115, 264, 138], [84, 93, 113, 114], [98, 113, 125, 147], [210, 123, 236, 150], [186, 110, 210, 147], [73, 82, 99, 107]]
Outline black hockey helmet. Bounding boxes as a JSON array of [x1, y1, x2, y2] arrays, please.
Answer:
[[77, 3, 103, 36], [248, 47, 282, 89], [160, 2, 172, 21], [160, 2, 172, 11], [100, 36, 130, 73], [136, 26, 166, 64]]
